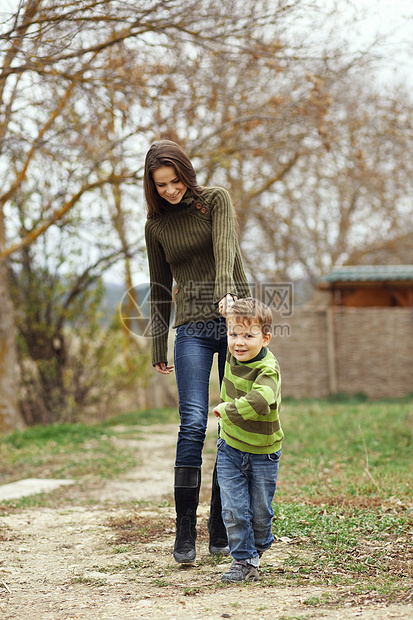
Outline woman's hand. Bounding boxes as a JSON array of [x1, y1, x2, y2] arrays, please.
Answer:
[[218, 294, 236, 317], [213, 405, 222, 418], [154, 362, 175, 375]]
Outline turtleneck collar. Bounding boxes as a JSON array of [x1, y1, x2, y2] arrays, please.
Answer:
[[236, 347, 268, 364]]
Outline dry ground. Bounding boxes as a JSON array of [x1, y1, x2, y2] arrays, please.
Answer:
[[1, 418, 412, 620]]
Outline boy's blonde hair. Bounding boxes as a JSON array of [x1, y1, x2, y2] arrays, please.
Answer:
[[226, 297, 273, 336]]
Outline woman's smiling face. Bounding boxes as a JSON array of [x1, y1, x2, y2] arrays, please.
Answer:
[[152, 166, 187, 204]]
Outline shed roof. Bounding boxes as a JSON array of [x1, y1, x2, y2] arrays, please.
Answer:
[[319, 265, 413, 284]]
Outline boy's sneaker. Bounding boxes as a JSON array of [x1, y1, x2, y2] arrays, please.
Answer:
[[221, 560, 260, 583]]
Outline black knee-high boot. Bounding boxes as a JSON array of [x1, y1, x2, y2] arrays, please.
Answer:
[[207, 461, 230, 555], [173, 466, 201, 563]]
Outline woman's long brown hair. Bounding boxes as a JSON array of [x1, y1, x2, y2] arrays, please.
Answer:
[[144, 140, 204, 217]]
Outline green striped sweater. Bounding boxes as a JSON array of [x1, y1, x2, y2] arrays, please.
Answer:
[[219, 348, 283, 454], [145, 187, 250, 365]]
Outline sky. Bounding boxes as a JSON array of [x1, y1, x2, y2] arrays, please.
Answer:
[[1, 1, 412, 286], [117, 0, 413, 286], [343, 0, 413, 84]]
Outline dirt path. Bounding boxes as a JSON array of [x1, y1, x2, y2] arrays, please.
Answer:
[[1, 419, 412, 619]]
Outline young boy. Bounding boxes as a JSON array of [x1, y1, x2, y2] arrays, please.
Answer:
[[213, 297, 283, 583]]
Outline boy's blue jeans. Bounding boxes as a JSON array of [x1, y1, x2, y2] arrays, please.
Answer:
[[174, 318, 228, 467], [216, 438, 281, 561]]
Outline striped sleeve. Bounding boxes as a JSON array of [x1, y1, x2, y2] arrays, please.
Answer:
[[218, 352, 283, 452], [210, 188, 238, 303], [145, 219, 173, 365], [220, 369, 280, 423]]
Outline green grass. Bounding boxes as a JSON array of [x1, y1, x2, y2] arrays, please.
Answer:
[[265, 396, 413, 605], [101, 407, 179, 427], [1, 398, 412, 606], [272, 502, 412, 570], [277, 397, 413, 501], [268, 499, 413, 604], [0, 408, 178, 486]]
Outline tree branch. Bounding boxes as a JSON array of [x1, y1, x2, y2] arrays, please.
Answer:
[[0, 80, 76, 208], [0, 174, 124, 262]]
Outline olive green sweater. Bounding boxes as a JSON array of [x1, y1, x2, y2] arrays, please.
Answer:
[[219, 348, 283, 454], [145, 187, 250, 365]]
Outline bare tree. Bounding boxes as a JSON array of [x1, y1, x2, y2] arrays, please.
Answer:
[[1, 0, 308, 430], [240, 79, 413, 281], [2, 0, 410, 430], [156, 16, 413, 283]]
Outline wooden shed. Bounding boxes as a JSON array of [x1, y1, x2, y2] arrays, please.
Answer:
[[318, 265, 413, 307]]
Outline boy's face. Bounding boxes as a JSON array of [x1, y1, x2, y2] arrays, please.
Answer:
[[227, 319, 271, 362]]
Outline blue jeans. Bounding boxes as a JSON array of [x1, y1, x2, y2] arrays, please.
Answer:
[[174, 318, 228, 467], [216, 438, 281, 561]]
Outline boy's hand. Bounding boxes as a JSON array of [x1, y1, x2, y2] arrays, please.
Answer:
[[213, 405, 222, 418], [218, 294, 236, 317]]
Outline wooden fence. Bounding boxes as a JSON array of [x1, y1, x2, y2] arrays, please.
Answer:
[[269, 307, 413, 399]]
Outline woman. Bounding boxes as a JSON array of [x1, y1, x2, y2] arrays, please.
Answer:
[[144, 140, 250, 563]]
